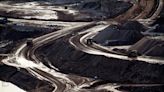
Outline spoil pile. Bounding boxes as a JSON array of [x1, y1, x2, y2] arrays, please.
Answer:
[[93, 21, 145, 46], [129, 36, 164, 57], [37, 34, 164, 84]]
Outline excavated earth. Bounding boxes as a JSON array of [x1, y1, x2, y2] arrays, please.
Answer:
[[36, 37, 164, 91], [0, 22, 61, 91], [92, 21, 145, 46], [35, 19, 164, 91], [0, 22, 61, 53], [0, 0, 164, 92], [36, 25, 164, 83], [0, 65, 54, 92]]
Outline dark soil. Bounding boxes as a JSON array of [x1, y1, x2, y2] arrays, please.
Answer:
[[36, 33, 164, 84], [152, 17, 164, 33], [121, 21, 147, 31], [92, 21, 145, 46], [0, 65, 54, 92], [0, 1, 163, 92], [117, 85, 164, 92], [0, 24, 59, 54], [73, 0, 132, 20], [0, 22, 60, 91]]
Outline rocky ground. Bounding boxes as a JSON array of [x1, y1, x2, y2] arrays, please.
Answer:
[[36, 24, 164, 84], [0, 0, 163, 92], [92, 21, 145, 46], [0, 21, 61, 53], [0, 65, 54, 92], [0, 20, 62, 92], [36, 17, 164, 92]]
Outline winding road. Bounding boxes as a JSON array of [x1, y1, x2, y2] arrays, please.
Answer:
[[69, 24, 164, 65], [2, 22, 100, 92], [1, 0, 164, 92]]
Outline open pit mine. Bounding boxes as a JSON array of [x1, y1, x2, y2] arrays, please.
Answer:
[[0, 0, 164, 92]]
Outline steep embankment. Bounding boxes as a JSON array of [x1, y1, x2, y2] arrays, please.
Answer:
[[113, 0, 157, 22], [36, 33, 164, 84]]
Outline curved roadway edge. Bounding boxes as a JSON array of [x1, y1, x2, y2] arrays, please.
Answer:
[[69, 0, 164, 65], [1, 22, 98, 92], [0, 0, 163, 91], [4, 21, 160, 92], [69, 25, 164, 65], [137, 0, 163, 25], [2, 21, 163, 91], [148, 0, 163, 20]]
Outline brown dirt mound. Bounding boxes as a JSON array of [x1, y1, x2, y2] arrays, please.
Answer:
[[129, 36, 164, 57]]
